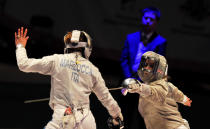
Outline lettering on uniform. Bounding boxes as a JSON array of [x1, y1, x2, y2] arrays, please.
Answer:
[[71, 72, 79, 83], [60, 59, 92, 75]]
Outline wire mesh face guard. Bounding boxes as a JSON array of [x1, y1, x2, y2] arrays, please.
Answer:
[[139, 56, 159, 73], [138, 55, 160, 83]]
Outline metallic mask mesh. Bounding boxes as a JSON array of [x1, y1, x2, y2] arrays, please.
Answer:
[[137, 51, 167, 83]]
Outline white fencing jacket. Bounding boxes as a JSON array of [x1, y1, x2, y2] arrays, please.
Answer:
[[16, 47, 121, 117]]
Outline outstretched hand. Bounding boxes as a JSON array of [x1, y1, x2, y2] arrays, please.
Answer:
[[127, 83, 142, 93], [15, 27, 29, 47], [183, 96, 192, 107]]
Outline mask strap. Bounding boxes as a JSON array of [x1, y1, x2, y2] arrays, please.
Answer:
[[71, 30, 81, 42]]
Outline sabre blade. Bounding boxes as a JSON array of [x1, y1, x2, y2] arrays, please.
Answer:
[[24, 98, 50, 103], [24, 87, 123, 103], [108, 87, 123, 91]]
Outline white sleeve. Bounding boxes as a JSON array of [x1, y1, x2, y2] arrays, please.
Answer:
[[91, 70, 121, 118], [16, 47, 55, 75]]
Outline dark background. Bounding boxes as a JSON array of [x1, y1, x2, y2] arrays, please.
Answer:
[[0, 0, 210, 129]]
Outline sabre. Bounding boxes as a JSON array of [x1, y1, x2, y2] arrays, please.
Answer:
[[24, 78, 140, 104], [108, 87, 123, 91], [24, 87, 124, 103], [24, 98, 50, 103]]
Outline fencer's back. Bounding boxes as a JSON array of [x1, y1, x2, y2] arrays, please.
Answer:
[[49, 53, 100, 109]]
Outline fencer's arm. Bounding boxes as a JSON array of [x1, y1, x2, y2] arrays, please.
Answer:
[[128, 83, 151, 97], [15, 27, 55, 75], [16, 47, 55, 75], [167, 82, 192, 107], [128, 82, 168, 105], [91, 70, 121, 118], [143, 82, 192, 106]]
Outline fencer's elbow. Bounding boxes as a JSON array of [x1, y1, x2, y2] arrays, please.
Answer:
[[17, 62, 28, 72], [17, 64, 26, 72], [16, 56, 30, 72]]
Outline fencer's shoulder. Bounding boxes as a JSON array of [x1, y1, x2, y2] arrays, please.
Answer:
[[167, 82, 179, 89], [52, 53, 75, 58], [151, 79, 166, 84], [52, 53, 62, 56], [38, 54, 60, 59], [44, 54, 72, 61], [88, 62, 100, 71], [150, 79, 169, 90], [167, 82, 174, 86], [49, 54, 64, 58]]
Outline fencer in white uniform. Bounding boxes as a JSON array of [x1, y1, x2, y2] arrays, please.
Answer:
[[15, 27, 123, 129]]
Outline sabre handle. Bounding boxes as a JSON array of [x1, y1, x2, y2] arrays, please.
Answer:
[[107, 116, 124, 129]]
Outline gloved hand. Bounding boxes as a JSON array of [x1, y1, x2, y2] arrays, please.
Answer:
[[121, 78, 141, 95], [121, 88, 128, 96], [108, 113, 124, 129], [127, 83, 142, 93], [183, 95, 192, 107], [112, 113, 123, 126]]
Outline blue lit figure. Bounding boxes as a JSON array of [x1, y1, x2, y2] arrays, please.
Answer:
[[120, 7, 167, 81]]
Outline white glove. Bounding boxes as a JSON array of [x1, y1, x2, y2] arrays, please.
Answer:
[[121, 78, 142, 95], [182, 95, 192, 107], [127, 83, 151, 97], [128, 83, 142, 93]]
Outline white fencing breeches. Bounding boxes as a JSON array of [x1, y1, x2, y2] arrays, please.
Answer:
[[74, 110, 96, 129], [44, 104, 96, 129]]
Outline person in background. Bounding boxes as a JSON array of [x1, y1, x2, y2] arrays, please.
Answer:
[[15, 27, 123, 129], [120, 6, 167, 81], [119, 7, 167, 129]]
